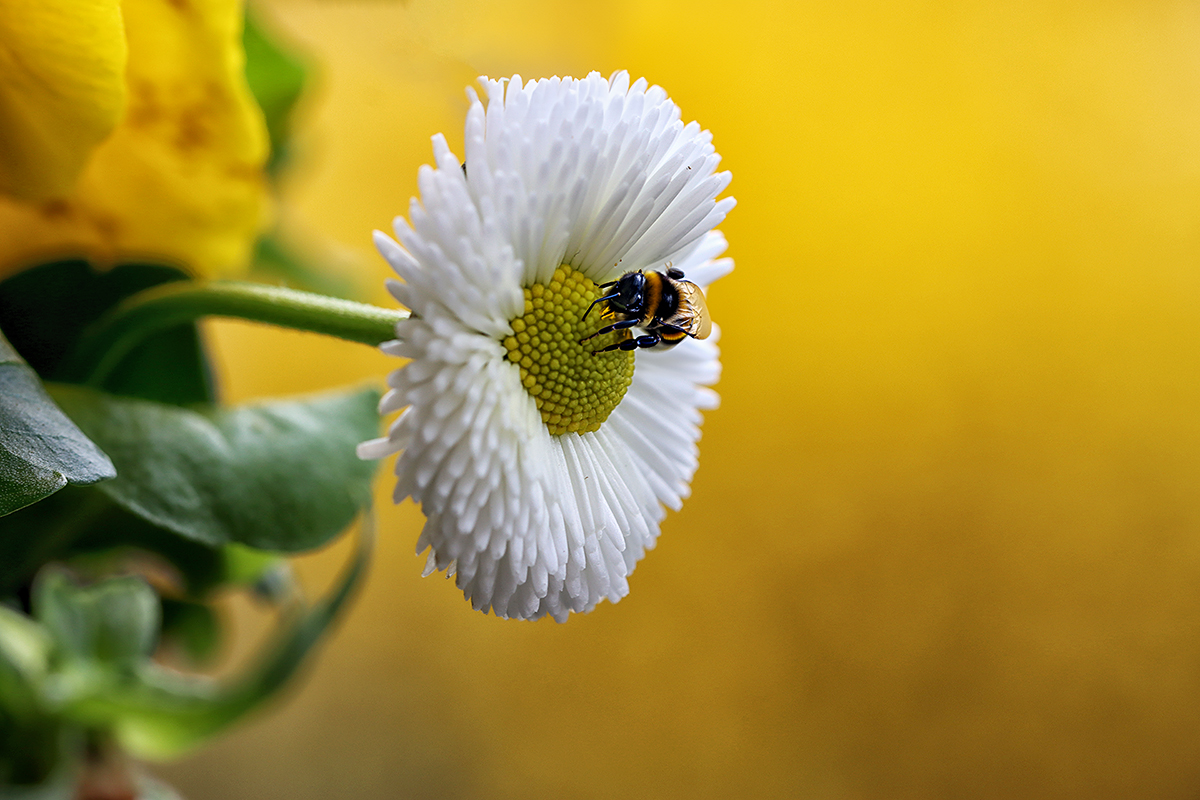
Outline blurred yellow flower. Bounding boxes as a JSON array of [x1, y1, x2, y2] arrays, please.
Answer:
[[0, 0, 269, 279], [0, 0, 127, 202]]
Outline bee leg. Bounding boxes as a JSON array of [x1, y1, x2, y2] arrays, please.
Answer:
[[581, 291, 620, 321], [579, 317, 639, 343], [592, 333, 660, 354]]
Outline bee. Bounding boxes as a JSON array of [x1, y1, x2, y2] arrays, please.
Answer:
[[579, 267, 712, 353]]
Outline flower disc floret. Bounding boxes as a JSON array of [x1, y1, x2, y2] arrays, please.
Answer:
[[503, 265, 633, 435]]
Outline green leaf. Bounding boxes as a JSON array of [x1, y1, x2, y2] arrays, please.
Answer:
[[0, 489, 109, 597], [0, 605, 52, 713], [0, 260, 214, 405], [243, 9, 308, 175], [159, 599, 220, 666], [70, 505, 230, 598], [220, 543, 284, 588], [220, 544, 297, 606], [34, 571, 159, 669], [0, 333, 115, 517], [0, 713, 65, 789], [58, 524, 371, 759], [0, 487, 302, 601], [0, 488, 228, 600], [0, 606, 71, 789], [50, 386, 381, 552]]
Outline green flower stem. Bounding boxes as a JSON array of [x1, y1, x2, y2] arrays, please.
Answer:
[[68, 281, 407, 387]]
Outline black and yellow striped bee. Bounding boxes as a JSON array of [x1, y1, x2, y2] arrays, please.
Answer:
[[580, 267, 712, 353]]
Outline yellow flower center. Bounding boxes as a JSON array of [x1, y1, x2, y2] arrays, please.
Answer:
[[503, 265, 635, 435]]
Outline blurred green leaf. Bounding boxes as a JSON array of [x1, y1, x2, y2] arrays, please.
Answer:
[[159, 600, 220, 666], [0, 716, 66, 789], [0, 488, 229, 600], [0, 260, 214, 405], [0, 605, 69, 788], [243, 9, 307, 175], [0, 605, 52, 711], [220, 544, 297, 607], [220, 543, 282, 588], [0, 487, 304, 602], [34, 571, 159, 669], [249, 231, 359, 300], [59, 524, 371, 759], [0, 332, 115, 517], [0, 489, 107, 597], [68, 506, 230, 599], [50, 386, 380, 552]]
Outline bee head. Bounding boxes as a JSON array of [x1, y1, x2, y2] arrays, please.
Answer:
[[612, 271, 647, 313]]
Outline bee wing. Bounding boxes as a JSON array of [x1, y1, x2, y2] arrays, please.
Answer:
[[672, 280, 712, 339]]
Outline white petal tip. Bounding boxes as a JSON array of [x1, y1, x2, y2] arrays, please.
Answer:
[[357, 437, 395, 461]]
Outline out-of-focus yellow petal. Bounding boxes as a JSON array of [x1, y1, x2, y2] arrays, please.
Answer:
[[0, 0, 127, 201], [0, 0, 270, 279]]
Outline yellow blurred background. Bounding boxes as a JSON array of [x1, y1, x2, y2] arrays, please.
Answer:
[[160, 0, 1200, 797]]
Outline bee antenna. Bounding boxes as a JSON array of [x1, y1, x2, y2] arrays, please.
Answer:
[[582, 292, 619, 321]]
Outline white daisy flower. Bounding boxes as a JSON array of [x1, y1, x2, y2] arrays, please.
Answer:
[[358, 72, 735, 621]]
